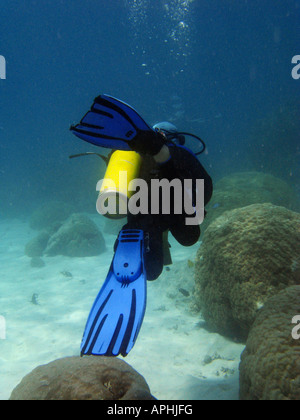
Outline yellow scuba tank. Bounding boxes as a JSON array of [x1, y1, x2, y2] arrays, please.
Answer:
[[96, 150, 142, 219]]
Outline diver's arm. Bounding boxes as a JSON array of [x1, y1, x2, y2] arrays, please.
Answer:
[[149, 140, 213, 206], [158, 144, 213, 206]]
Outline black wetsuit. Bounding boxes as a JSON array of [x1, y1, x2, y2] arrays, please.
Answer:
[[122, 144, 213, 280]]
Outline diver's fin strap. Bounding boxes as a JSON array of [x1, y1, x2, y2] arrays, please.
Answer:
[[113, 230, 145, 286]]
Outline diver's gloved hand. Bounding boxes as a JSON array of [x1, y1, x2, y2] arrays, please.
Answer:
[[130, 129, 166, 156], [70, 94, 166, 155]]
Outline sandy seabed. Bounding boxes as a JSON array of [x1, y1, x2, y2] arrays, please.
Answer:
[[0, 216, 244, 400]]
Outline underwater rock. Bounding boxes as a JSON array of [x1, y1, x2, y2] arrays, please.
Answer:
[[239, 286, 300, 400], [194, 203, 300, 341], [25, 231, 50, 258], [44, 213, 106, 257], [203, 172, 299, 232], [9, 356, 155, 400], [29, 201, 73, 232], [30, 257, 45, 268]]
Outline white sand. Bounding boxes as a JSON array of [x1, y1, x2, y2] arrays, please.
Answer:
[[0, 216, 245, 400]]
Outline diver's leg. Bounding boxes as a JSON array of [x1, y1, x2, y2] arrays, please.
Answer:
[[124, 215, 164, 281], [169, 215, 201, 246], [144, 228, 164, 281], [158, 145, 208, 246]]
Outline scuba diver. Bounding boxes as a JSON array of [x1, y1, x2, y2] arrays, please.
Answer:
[[70, 94, 213, 357]]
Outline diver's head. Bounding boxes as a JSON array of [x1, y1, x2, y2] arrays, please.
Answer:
[[153, 122, 185, 146], [153, 122, 207, 155]]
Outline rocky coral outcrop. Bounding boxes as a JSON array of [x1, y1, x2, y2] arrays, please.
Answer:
[[9, 356, 155, 400], [203, 172, 299, 231], [44, 213, 106, 257], [194, 203, 300, 340], [239, 286, 300, 400]]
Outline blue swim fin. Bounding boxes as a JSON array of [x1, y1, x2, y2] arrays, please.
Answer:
[[81, 230, 147, 357], [70, 94, 154, 151], [70, 94, 166, 155]]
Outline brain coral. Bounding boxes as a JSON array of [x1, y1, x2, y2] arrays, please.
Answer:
[[203, 172, 299, 231], [239, 286, 300, 400], [194, 203, 300, 340], [10, 356, 155, 400]]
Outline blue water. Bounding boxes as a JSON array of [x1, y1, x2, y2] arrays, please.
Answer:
[[0, 0, 299, 216]]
